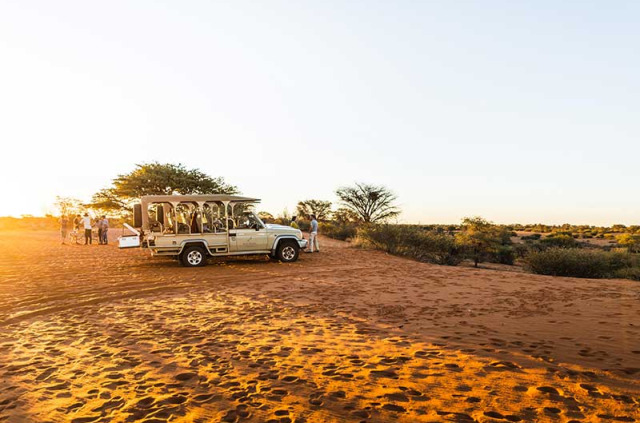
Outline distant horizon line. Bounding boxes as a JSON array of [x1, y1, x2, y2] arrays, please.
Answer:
[[1, 213, 637, 228]]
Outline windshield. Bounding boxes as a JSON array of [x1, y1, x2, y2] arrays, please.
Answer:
[[235, 211, 263, 229]]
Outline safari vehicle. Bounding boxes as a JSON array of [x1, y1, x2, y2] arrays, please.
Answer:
[[125, 195, 307, 267]]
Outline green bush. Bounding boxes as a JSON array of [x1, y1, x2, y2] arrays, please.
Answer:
[[495, 246, 516, 265], [322, 221, 358, 241], [513, 243, 530, 259], [615, 267, 640, 281], [357, 224, 461, 266], [525, 248, 636, 279], [297, 220, 311, 231], [521, 233, 542, 241], [540, 234, 579, 248]]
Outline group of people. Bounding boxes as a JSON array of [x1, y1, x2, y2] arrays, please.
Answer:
[[59, 213, 109, 245], [290, 214, 320, 253]]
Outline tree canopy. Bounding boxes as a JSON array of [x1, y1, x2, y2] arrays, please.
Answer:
[[296, 200, 332, 221], [54, 196, 84, 217], [91, 162, 238, 211], [335, 183, 400, 223], [455, 216, 512, 267], [332, 207, 361, 223], [257, 211, 275, 223]]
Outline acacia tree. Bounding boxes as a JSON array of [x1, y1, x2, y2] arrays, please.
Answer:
[[91, 162, 238, 211], [332, 207, 361, 223], [296, 200, 332, 220], [335, 183, 400, 223], [54, 196, 84, 217], [455, 216, 512, 267]]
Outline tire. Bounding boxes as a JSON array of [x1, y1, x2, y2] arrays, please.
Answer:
[[180, 245, 207, 267], [276, 240, 299, 263]]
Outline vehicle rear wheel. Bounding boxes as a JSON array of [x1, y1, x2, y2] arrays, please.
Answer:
[[180, 245, 207, 267], [276, 240, 299, 263]]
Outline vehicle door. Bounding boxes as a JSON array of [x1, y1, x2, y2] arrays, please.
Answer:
[[229, 212, 268, 252]]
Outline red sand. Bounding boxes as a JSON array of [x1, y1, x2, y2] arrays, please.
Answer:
[[0, 231, 638, 422]]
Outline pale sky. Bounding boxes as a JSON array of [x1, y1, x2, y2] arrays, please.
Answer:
[[1, 1, 639, 225]]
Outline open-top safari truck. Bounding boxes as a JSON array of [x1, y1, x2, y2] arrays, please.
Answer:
[[120, 194, 307, 267]]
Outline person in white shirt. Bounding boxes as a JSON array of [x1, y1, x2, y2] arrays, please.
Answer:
[[306, 214, 320, 253], [81, 213, 93, 245]]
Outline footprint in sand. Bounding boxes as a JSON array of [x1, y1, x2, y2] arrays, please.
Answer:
[[91, 396, 125, 413], [352, 409, 371, 419], [309, 394, 324, 406], [221, 409, 238, 422], [383, 392, 409, 402], [436, 410, 474, 421], [596, 414, 636, 422], [270, 388, 288, 397], [382, 403, 406, 413], [536, 386, 561, 396], [513, 385, 529, 393], [133, 396, 155, 408], [70, 416, 101, 423], [369, 368, 399, 379], [543, 407, 562, 415], [192, 393, 215, 403], [486, 361, 522, 371], [163, 394, 187, 405], [484, 411, 505, 419], [235, 404, 251, 419], [35, 367, 56, 381]]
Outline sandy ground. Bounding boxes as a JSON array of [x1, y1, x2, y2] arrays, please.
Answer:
[[0, 231, 638, 423]]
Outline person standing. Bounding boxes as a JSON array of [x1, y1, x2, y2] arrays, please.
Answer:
[[97, 216, 104, 245], [72, 214, 82, 244], [290, 215, 299, 229], [100, 215, 109, 245], [81, 213, 93, 245], [59, 215, 69, 244], [306, 214, 320, 253]]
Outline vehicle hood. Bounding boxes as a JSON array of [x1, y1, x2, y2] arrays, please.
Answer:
[[265, 224, 300, 234]]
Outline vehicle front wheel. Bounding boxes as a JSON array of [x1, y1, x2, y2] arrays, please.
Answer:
[[180, 245, 207, 267], [276, 240, 299, 263]]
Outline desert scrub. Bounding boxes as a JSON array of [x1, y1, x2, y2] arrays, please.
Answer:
[[495, 246, 516, 265], [614, 267, 640, 281], [525, 248, 637, 279], [539, 233, 579, 249], [322, 221, 358, 241], [357, 224, 461, 265]]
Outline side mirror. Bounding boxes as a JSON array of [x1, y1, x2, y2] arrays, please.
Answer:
[[255, 225, 261, 231]]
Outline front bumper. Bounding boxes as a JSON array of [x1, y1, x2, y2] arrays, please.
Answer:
[[298, 239, 308, 249]]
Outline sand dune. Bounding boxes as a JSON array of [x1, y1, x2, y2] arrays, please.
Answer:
[[0, 231, 638, 422]]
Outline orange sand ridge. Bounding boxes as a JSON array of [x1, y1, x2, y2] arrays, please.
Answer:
[[0, 231, 638, 422]]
